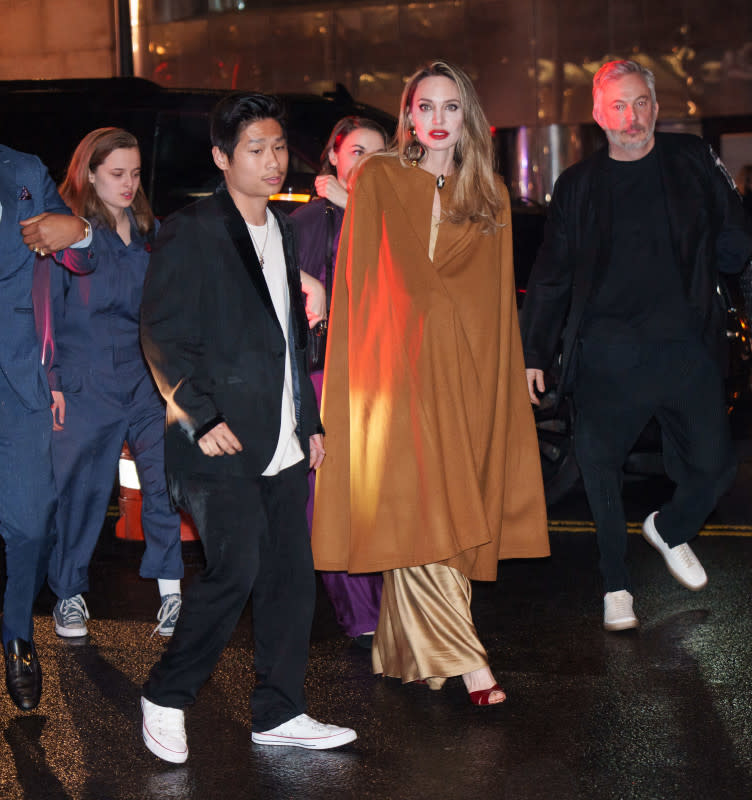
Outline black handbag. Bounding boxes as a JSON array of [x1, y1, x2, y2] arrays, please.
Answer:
[[307, 202, 335, 372]]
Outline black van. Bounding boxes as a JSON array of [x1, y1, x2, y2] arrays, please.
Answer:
[[0, 77, 396, 217], [4, 77, 748, 505]]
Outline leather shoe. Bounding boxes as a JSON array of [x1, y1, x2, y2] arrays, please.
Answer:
[[5, 638, 42, 711], [604, 590, 639, 631], [642, 511, 707, 590]]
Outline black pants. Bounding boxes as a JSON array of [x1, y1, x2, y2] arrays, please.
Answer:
[[573, 337, 736, 593], [143, 459, 315, 733]]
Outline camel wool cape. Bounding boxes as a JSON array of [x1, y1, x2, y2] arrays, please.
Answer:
[[312, 155, 550, 581]]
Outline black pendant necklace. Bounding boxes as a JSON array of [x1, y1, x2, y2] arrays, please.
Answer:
[[436, 174, 446, 190]]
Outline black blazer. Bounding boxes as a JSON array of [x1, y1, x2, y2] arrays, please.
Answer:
[[140, 185, 320, 496], [521, 132, 752, 394]]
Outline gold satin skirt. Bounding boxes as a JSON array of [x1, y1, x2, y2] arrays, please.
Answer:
[[372, 563, 489, 687]]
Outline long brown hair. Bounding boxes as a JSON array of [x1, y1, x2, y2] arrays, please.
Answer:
[[59, 127, 154, 236], [318, 116, 389, 177], [397, 60, 502, 232]]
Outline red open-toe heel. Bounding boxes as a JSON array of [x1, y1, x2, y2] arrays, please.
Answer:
[[468, 684, 505, 706]]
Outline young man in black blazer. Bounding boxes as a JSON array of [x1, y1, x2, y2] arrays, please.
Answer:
[[139, 93, 356, 762]]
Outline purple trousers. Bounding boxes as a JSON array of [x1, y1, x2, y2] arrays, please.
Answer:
[[307, 370, 382, 638]]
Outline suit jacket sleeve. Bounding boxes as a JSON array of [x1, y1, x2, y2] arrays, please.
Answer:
[[704, 144, 752, 274], [32, 158, 98, 379], [519, 176, 575, 372], [140, 211, 221, 442]]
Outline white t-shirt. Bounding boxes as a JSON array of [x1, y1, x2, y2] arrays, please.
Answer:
[[247, 208, 304, 476]]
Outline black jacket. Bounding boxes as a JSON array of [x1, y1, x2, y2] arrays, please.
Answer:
[[521, 132, 752, 392], [140, 185, 320, 498]]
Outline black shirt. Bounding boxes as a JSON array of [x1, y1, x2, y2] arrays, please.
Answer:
[[583, 147, 695, 342]]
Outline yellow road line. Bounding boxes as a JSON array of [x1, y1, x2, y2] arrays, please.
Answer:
[[108, 502, 752, 537], [548, 520, 752, 537]]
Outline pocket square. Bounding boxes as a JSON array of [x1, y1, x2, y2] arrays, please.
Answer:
[[18, 185, 32, 200]]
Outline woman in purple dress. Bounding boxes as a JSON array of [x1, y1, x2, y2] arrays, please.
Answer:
[[293, 116, 387, 647]]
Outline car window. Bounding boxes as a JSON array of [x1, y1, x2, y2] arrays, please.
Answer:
[[0, 79, 395, 218], [151, 111, 218, 218]]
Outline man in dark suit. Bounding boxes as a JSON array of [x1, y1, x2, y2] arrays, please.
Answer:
[[0, 144, 92, 709], [139, 93, 356, 763], [521, 60, 752, 632]]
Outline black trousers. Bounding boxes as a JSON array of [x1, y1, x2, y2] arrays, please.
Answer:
[[143, 459, 315, 733], [573, 336, 736, 593]]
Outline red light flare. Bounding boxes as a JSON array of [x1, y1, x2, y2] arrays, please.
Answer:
[[346, 213, 430, 523]]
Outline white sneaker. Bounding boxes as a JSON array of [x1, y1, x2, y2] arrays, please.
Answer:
[[141, 696, 188, 764], [642, 511, 707, 591], [251, 713, 357, 750], [603, 590, 639, 631]]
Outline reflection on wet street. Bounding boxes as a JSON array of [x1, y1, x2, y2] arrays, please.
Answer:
[[1, 461, 751, 799]]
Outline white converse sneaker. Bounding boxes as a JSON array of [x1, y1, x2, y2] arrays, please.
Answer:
[[642, 511, 707, 591], [141, 696, 188, 763], [251, 713, 357, 750], [603, 590, 639, 631]]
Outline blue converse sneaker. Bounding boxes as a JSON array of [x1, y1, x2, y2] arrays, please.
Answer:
[[152, 594, 181, 637], [53, 594, 90, 638]]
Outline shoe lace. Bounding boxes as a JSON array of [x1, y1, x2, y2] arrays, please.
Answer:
[[297, 715, 334, 734], [151, 594, 182, 637], [613, 596, 629, 615], [607, 592, 633, 618], [157, 707, 185, 735], [672, 544, 699, 569], [60, 595, 89, 625]]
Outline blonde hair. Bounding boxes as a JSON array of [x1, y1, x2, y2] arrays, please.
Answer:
[[397, 60, 502, 232], [59, 127, 154, 236]]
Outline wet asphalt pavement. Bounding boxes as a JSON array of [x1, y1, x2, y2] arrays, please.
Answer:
[[0, 462, 751, 799]]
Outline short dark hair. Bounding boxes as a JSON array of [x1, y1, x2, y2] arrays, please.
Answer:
[[210, 92, 286, 161]]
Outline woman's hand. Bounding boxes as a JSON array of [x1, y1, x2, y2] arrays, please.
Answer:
[[300, 270, 327, 328], [51, 390, 66, 430], [314, 175, 348, 209]]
